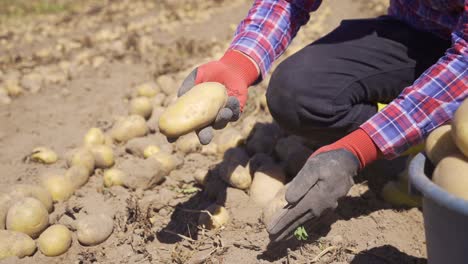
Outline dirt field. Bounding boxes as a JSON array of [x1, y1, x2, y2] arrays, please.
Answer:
[[0, 0, 428, 263]]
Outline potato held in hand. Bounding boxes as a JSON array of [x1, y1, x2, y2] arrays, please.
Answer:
[[158, 82, 227, 138], [38, 224, 72, 256], [0, 230, 36, 260]]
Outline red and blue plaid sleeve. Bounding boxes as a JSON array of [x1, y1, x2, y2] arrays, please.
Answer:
[[362, 0, 468, 159], [228, 0, 321, 77]]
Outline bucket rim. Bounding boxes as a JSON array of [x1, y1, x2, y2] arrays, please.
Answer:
[[409, 153, 468, 216]]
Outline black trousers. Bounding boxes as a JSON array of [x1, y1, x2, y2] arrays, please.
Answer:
[[266, 16, 451, 144]]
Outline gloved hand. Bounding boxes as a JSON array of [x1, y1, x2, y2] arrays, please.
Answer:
[[177, 50, 259, 144], [267, 128, 381, 242], [267, 149, 358, 241]]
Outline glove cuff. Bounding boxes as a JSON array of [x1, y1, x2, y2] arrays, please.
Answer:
[[220, 50, 260, 87], [312, 128, 381, 170]]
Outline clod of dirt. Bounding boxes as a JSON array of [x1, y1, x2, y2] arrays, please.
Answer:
[[156, 74, 177, 96], [275, 136, 312, 176], [76, 214, 114, 246], [116, 156, 165, 189], [125, 135, 173, 158], [146, 106, 165, 133]]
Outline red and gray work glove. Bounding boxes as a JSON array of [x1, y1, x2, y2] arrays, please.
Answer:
[[177, 50, 259, 144], [267, 128, 381, 242]]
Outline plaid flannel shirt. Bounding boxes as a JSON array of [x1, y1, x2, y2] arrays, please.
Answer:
[[229, 0, 468, 159]]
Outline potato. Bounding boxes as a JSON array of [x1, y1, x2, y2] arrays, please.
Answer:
[[151, 152, 183, 174], [262, 186, 287, 225], [103, 169, 126, 187], [0, 195, 13, 230], [198, 204, 229, 230], [129, 97, 153, 119], [67, 148, 95, 174], [176, 132, 201, 154], [216, 127, 244, 154], [193, 169, 210, 186], [219, 148, 251, 190], [143, 145, 160, 158], [111, 115, 148, 142], [10, 184, 54, 213], [76, 214, 114, 246], [65, 165, 90, 189], [0, 230, 36, 259], [241, 115, 257, 137], [381, 181, 421, 207], [159, 82, 228, 138], [117, 157, 165, 189], [249, 163, 286, 206], [41, 172, 75, 202], [90, 145, 114, 168], [84, 127, 105, 147], [433, 153, 468, 200], [37, 224, 72, 256], [147, 106, 165, 133], [452, 99, 468, 157], [6, 197, 49, 238], [125, 136, 173, 158], [425, 125, 460, 165], [30, 147, 58, 164], [135, 82, 159, 98]]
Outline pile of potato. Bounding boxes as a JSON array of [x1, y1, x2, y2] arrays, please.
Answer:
[[0, 78, 190, 260], [425, 99, 468, 200]]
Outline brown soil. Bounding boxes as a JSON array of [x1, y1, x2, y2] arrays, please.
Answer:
[[0, 0, 427, 263]]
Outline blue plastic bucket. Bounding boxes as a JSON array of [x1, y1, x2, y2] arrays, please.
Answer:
[[409, 153, 468, 264]]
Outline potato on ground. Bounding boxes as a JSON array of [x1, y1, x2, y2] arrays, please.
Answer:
[[90, 145, 115, 168], [83, 127, 105, 147], [103, 169, 126, 187], [0, 230, 36, 260], [249, 163, 286, 206], [216, 127, 244, 154], [125, 136, 173, 158], [41, 172, 75, 202], [38, 224, 72, 256], [381, 181, 421, 207], [175, 132, 201, 154], [262, 186, 287, 225], [158, 82, 228, 138], [156, 74, 176, 96], [198, 204, 229, 230], [65, 165, 91, 189], [10, 184, 54, 213], [66, 148, 95, 174], [135, 81, 159, 98], [150, 152, 183, 174], [6, 197, 49, 238], [147, 106, 165, 133], [76, 214, 114, 246], [30, 147, 58, 164], [116, 157, 165, 189], [111, 115, 148, 142], [433, 153, 468, 200], [129, 97, 153, 119], [219, 148, 251, 190], [452, 99, 468, 157], [425, 125, 460, 165], [0, 195, 13, 230]]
